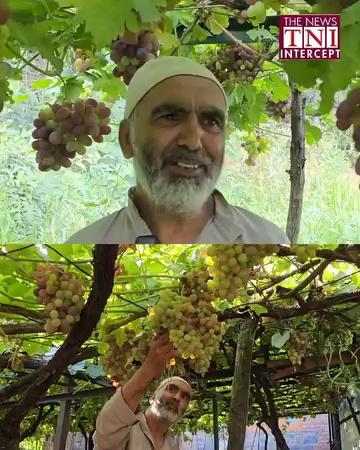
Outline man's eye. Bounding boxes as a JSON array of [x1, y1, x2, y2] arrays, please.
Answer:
[[204, 117, 221, 128], [161, 113, 178, 120]]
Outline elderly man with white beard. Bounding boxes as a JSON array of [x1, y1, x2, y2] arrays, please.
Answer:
[[67, 56, 289, 244], [94, 332, 192, 450]]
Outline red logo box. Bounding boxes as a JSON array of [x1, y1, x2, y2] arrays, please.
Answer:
[[279, 14, 340, 60]]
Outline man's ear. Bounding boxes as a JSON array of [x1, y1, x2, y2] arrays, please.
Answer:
[[119, 119, 135, 159]]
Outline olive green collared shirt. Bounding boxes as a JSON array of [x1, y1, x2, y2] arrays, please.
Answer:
[[67, 188, 290, 244], [94, 388, 178, 450]]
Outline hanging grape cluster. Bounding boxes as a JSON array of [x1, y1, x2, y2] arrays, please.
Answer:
[[74, 48, 95, 72], [32, 264, 85, 335], [100, 328, 150, 384], [286, 330, 311, 366], [149, 270, 226, 375], [240, 132, 270, 166], [291, 245, 318, 263], [207, 44, 264, 84], [266, 99, 291, 119], [205, 245, 279, 301], [110, 29, 159, 86], [335, 87, 360, 175], [31, 99, 111, 171]]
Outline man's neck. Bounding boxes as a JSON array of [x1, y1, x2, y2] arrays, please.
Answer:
[[144, 411, 170, 448], [133, 188, 215, 243]]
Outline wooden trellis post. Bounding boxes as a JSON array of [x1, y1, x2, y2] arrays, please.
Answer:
[[227, 317, 258, 450], [54, 377, 74, 450], [286, 84, 306, 243], [213, 395, 219, 450]]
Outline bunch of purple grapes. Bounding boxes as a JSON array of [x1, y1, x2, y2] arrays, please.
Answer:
[[110, 29, 160, 85], [31, 99, 111, 172], [266, 99, 291, 119]]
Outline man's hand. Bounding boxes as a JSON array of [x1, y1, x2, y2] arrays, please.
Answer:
[[142, 331, 178, 379]]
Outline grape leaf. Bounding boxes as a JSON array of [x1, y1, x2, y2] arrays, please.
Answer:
[[133, 0, 165, 24], [154, 30, 179, 49], [270, 73, 291, 101], [31, 79, 53, 90], [247, 28, 276, 42], [207, 9, 230, 35], [60, 79, 84, 102], [93, 72, 126, 101], [305, 120, 322, 145], [60, 0, 138, 48], [249, 304, 268, 315], [271, 330, 290, 349], [8, 21, 63, 72], [85, 363, 104, 378]]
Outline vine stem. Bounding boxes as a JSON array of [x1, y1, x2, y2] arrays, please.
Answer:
[[208, 16, 259, 54], [255, 126, 290, 138], [5, 44, 59, 77]]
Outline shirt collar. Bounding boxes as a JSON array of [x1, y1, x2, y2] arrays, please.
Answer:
[[127, 187, 153, 237], [197, 189, 243, 243], [126, 187, 243, 243]]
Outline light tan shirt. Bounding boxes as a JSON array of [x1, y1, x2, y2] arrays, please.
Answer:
[[67, 188, 290, 244], [94, 388, 178, 450]]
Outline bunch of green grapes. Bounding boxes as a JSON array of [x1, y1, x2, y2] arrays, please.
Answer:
[[205, 245, 279, 301], [286, 330, 312, 366], [291, 245, 318, 263], [149, 281, 226, 375], [100, 335, 136, 384], [32, 264, 85, 335], [207, 44, 264, 85], [240, 132, 270, 166], [100, 328, 151, 384], [74, 48, 95, 72], [32, 98, 111, 171], [110, 29, 159, 85], [266, 99, 291, 119], [335, 88, 360, 175]]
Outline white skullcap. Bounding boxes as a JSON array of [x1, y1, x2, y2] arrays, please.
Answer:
[[124, 56, 228, 120], [154, 376, 192, 397]]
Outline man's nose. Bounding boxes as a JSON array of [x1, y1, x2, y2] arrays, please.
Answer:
[[177, 114, 204, 151], [172, 392, 181, 402]]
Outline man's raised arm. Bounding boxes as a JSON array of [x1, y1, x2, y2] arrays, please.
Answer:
[[94, 333, 177, 449]]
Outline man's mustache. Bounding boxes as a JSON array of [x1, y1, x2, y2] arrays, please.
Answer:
[[159, 399, 179, 414], [162, 148, 212, 167]]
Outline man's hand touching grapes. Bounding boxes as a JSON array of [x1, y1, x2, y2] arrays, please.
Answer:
[[142, 331, 178, 380]]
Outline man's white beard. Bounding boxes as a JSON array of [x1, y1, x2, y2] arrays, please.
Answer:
[[149, 398, 179, 424], [132, 145, 222, 216]]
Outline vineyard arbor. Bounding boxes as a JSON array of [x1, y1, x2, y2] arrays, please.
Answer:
[[0, 244, 359, 450], [0, 0, 360, 242]]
